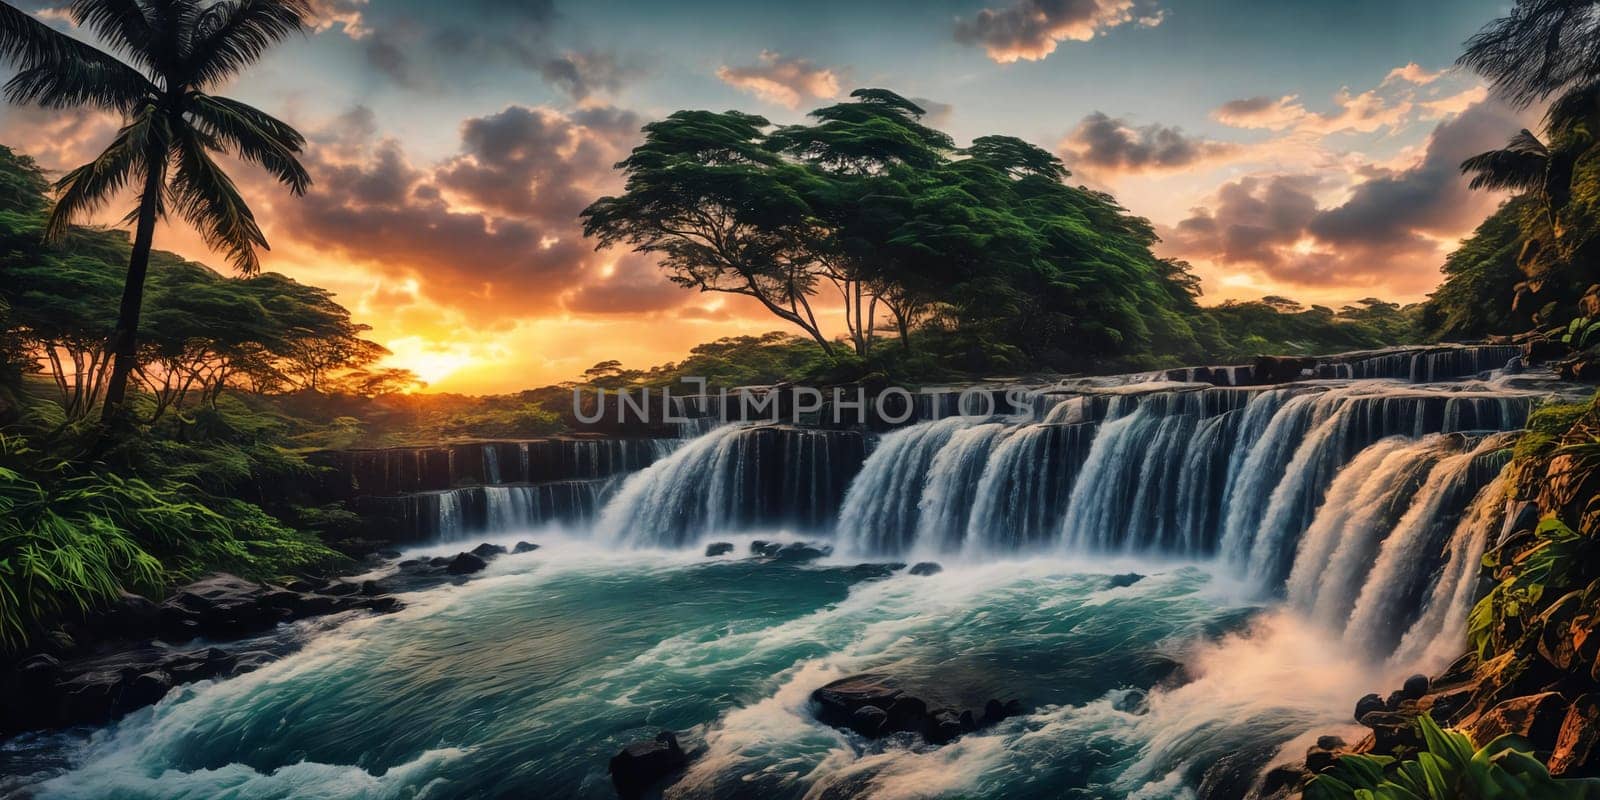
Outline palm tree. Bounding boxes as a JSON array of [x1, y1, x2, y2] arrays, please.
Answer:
[[0, 0, 311, 422], [1460, 82, 1600, 234], [1459, 0, 1600, 109]]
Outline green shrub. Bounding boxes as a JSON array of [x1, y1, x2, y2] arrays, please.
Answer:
[[1308, 715, 1600, 799]]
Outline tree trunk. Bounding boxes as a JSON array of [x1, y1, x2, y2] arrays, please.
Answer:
[[100, 161, 164, 423]]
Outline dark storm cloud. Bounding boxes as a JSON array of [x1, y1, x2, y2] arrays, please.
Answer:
[[282, 104, 679, 318], [1062, 111, 1238, 173], [1167, 98, 1523, 289], [954, 0, 1164, 63]]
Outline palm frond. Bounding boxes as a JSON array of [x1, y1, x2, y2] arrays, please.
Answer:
[[1461, 129, 1550, 193], [45, 104, 162, 239], [1459, 0, 1600, 108], [0, 1, 158, 105], [4, 56, 156, 112], [1543, 78, 1600, 135], [182, 0, 308, 89], [66, 0, 161, 72], [187, 93, 309, 193], [168, 126, 268, 273]]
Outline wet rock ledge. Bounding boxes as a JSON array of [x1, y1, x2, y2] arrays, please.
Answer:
[[0, 540, 539, 738]]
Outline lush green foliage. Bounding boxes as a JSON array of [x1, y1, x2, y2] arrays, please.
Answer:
[[0, 412, 343, 649], [1309, 714, 1600, 799], [583, 90, 1238, 375], [1203, 298, 1421, 362], [0, 146, 415, 424], [1467, 396, 1600, 665], [0, 0, 315, 422]]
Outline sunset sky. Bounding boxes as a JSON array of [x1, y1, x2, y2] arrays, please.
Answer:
[[0, 0, 1534, 393]]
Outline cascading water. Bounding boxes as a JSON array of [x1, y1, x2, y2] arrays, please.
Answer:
[[27, 350, 1586, 800]]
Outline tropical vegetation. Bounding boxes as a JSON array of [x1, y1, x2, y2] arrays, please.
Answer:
[[0, 0, 313, 422]]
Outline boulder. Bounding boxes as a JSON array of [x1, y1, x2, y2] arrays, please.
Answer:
[[159, 573, 280, 639], [1360, 710, 1421, 752], [907, 562, 943, 577], [749, 540, 778, 556], [704, 542, 734, 557], [848, 705, 888, 737], [318, 581, 362, 597], [470, 543, 507, 559], [982, 698, 1024, 726], [1466, 692, 1566, 747], [512, 541, 540, 554], [771, 542, 831, 562], [1550, 695, 1600, 777], [811, 674, 1022, 746], [1306, 740, 1342, 773], [1105, 572, 1143, 588], [925, 709, 963, 745], [1352, 691, 1384, 723], [1260, 764, 1312, 797], [608, 731, 688, 799], [56, 670, 123, 725], [812, 674, 904, 730], [1113, 689, 1148, 715], [120, 670, 173, 710], [445, 552, 488, 575], [1525, 338, 1571, 364], [1401, 674, 1431, 701]]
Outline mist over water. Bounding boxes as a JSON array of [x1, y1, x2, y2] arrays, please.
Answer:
[[12, 357, 1573, 799]]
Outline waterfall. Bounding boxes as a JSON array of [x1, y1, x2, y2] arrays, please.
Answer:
[[552, 355, 1561, 656], [483, 445, 502, 484], [1339, 434, 1515, 655], [914, 422, 1009, 554], [1283, 436, 1441, 625], [437, 490, 465, 541], [595, 425, 862, 547], [836, 417, 981, 556], [1387, 471, 1510, 666], [962, 423, 1093, 555]]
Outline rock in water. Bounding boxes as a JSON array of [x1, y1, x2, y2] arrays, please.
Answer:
[[446, 552, 488, 574], [811, 674, 1026, 747], [704, 542, 734, 557], [608, 731, 687, 799], [1106, 573, 1144, 588], [470, 543, 507, 559], [512, 541, 539, 554], [908, 562, 942, 576], [772, 542, 832, 561]]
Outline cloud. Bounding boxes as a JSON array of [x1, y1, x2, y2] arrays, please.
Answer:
[[1421, 85, 1490, 118], [954, 0, 1163, 63], [1383, 62, 1443, 86], [0, 105, 120, 171], [537, 51, 637, 101], [1060, 111, 1239, 174], [1212, 95, 1308, 131], [1166, 98, 1523, 292], [306, 0, 371, 39], [715, 51, 841, 109], [277, 104, 674, 320], [1212, 87, 1410, 135]]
